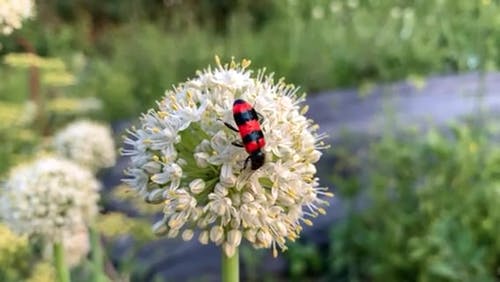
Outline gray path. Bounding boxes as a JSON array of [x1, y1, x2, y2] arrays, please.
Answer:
[[308, 72, 500, 141]]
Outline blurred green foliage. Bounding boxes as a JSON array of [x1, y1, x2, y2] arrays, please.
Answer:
[[0, 224, 56, 282], [287, 242, 324, 281], [0, 101, 39, 176], [0, 224, 32, 281], [0, 53, 104, 176], [326, 122, 500, 281], [2, 0, 500, 120], [25, 262, 56, 282], [98, 185, 165, 279]]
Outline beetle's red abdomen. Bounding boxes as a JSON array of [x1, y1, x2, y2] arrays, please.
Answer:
[[232, 99, 265, 154]]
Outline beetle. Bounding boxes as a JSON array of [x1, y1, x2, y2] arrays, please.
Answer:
[[222, 99, 266, 170]]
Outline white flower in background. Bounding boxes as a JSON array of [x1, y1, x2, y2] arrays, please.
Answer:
[[347, 0, 359, 9], [122, 57, 332, 257], [54, 120, 116, 173], [0, 157, 100, 243], [330, 1, 342, 13], [0, 0, 34, 35], [311, 6, 325, 20]]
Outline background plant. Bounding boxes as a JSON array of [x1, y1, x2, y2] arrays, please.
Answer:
[[2, 0, 499, 120], [323, 120, 500, 282]]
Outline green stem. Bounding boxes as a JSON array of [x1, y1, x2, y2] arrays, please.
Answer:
[[222, 248, 239, 282], [53, 242, 70, 282], [90, 226, 108, 282]]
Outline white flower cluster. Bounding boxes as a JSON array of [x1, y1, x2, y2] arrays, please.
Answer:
[[0, 157, 100, 243], [54, 120, 116, 173], [0, 0, 34, 35], [122, 58, 332, 257]]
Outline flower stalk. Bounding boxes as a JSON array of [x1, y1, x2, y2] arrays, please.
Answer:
[[90, 226, 108, 282], [53, 242, 70, 282], [222, 248, 239, 282]]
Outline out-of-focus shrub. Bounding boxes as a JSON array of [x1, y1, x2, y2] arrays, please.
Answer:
[[329, 122, 500, 281], [0, 224, 32, 281], [0, 101, 39, 176], [25, 262, 55, 282], [3, 0, 500, 121]]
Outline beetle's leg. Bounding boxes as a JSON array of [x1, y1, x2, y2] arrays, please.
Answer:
[[231, 141, 244, 148], [217, 118, 239, 132], [256, 111, 265, 123], [243, 156, 251, 171]]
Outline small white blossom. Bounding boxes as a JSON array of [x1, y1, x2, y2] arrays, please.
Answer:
[[53, 120, 116, 173], [123, 57, 332, 257], [0, 157, 100, 243], [0, 0, 34, 35]]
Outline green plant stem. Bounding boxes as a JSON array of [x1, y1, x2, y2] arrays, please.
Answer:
[[222, 248, 239, 282], [90, 226, 107, 282], [53, 242, 70, 282]]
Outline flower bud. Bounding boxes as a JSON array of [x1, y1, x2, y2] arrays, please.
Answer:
[[182, 229, 194, 241], [227, 230, 242, 246], [189, 179, 206, 194], [145, 189, 164, 204], [152, 220, 168, 236], [210, 225, 224, 244], [199, 230, 209, 245]]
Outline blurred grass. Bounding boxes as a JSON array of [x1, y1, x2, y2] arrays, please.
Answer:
[[2, 0, 500, 120], [284, 119, 500, 281]]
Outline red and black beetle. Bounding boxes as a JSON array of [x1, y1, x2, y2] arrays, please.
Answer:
[[222, 99, 266, 170]]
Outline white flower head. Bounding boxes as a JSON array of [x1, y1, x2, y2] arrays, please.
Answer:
[[0, 156, 100, 243], [0, 0, 34, 35], [122, 57, 332, 257], [53, 120, 116, 173]]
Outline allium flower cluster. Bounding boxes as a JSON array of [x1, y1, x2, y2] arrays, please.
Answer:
[[0, 0, 34, 35], [0, 157, 100, 243], [53, 120, 116, 172], [122, 58, 332, 257]]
